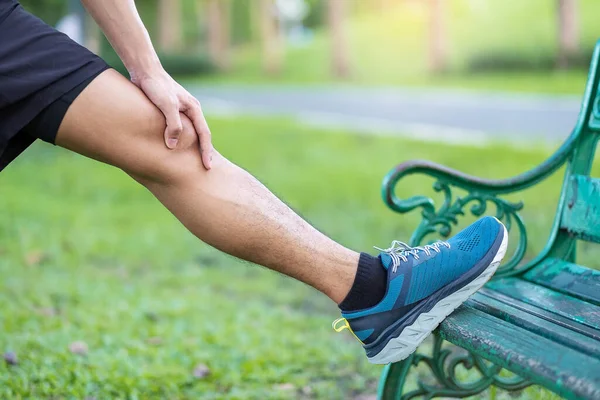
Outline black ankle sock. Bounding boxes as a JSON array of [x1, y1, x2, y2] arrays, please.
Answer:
[[338, 252, 387, 311]]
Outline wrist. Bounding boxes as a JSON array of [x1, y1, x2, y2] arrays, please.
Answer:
[[125, 54, 163, 85]]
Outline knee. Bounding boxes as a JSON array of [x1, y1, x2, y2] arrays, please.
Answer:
[[129, 114, 207, 186]]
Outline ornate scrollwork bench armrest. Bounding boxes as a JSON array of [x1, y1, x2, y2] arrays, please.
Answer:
[[380, 145, 575, 278]]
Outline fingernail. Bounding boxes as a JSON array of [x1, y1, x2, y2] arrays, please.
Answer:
[[167, 138, 178, 149]]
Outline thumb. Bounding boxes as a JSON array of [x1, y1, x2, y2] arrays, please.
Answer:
[[162, 101, 183, 149]]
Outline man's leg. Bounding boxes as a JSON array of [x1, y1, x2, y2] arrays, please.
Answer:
[[54, 69, 508, 364], [55, 69, 360, 304]]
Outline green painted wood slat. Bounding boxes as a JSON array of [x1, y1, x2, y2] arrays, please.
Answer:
[[469, 290, 600, 356], [439, 307, 600, 400], [525, 258, 600, 305], [561, 175, 600, 244], [486, 278, 600, 331]]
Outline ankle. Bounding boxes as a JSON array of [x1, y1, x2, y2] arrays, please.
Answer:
[[338, 253, 387, 311], [321, 251, 360, 304]]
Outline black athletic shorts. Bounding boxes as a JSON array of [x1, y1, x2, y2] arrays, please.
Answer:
[[0, 0, 110, 172]]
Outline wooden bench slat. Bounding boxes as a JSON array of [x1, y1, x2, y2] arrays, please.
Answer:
[[486, 278, 600, 331], [525, 258, 600, 305], [440, 306, 600, 400], [470, 290, 600, 355], [561, 175, 600, 243]]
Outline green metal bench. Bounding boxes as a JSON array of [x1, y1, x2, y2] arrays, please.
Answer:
[[376, 43, 600, 400]]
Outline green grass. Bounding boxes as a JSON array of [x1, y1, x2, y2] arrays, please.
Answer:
[[1, 115, 596, 398], [196, 0, 600, 95]]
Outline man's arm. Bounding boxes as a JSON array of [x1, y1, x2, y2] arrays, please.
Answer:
[[81, 0, 213, 169]]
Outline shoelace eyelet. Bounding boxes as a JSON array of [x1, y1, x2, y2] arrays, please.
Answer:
[[374, 240, 451, 273]]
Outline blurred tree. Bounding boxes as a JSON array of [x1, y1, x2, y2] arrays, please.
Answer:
[[427, 0, 447, 73], [158, 0, 182, 51], [206, 0, 231, 70], [257, 0, 283, 75], [557, 0, 580, 68], [303, 0, 325, 29], [19, 0, 67, 26], [327, 0, 350, 78], [85, 14, 101, 54], [230, 0, 254, 45]]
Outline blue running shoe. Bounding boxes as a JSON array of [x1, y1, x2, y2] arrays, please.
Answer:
[[333, 216, 507, 364]]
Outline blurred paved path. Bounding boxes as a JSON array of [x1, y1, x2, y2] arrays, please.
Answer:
[[188, 85, 583, 144]]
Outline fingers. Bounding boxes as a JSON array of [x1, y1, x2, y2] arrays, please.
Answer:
[[183, 97, 213, 170], [162, 97, 183, 149]]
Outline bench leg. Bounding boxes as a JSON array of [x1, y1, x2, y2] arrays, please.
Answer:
[[377, 334, 532, 399], [377, 355, 414, 400]]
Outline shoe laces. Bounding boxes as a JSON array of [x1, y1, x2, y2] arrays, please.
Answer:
[[374, 240, 450, 273]]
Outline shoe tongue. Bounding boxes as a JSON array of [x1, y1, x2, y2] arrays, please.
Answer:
[[379, 253, 393, 270]]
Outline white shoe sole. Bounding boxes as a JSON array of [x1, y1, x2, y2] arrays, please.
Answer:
[[367, 220, 508, 364]]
